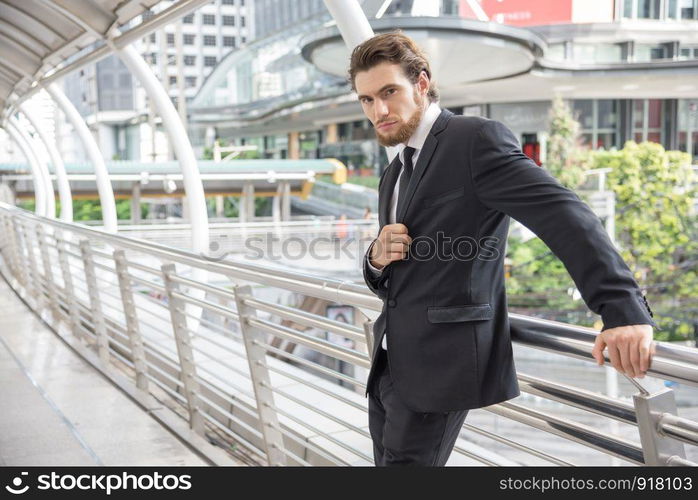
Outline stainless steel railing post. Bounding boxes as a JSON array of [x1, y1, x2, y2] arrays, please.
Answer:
[[234, 284, 286, 466], [19, 221, 43, 308], [56, 232, 82, 339], [79, 239, 110, 362], [36, 224, 59, 320], [1, 213, 21, 283], [161, 263, 205, 434], [633, 387, 687, 465], [114, 249, 150, 392], [362, 320, 374, 360]]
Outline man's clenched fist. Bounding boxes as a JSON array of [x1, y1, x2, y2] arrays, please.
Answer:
[[369, 223, 412, 270]]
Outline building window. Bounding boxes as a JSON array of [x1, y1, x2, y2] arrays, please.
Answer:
[[222, 15, 235, 26], [166, 33, 175, 46], [241, 16, 246, 27], [185, 76, 197, 88], [573, 99, 619, 150], [572, 43, 623, 63], [679, 45, 698, 59], [634, 43, 670, 61], [183, 14, 194, 24], [632, 99, 664, 144], [222, 0, 234, 4], [223, 36, 236, 48], [621, 0, 661, 18], [679, 0, 697, 18], [184, 55, 196, 66], [241, 0, 245, 5], [183, 34, 195, 45], [204, 56, 217, 67], [149, 33, 156, 43], [678, 99, 698, 160], [202, 14, 216, 25], [241, 36, 246, 44], [623, 0, 697, 19], [141, 10, 154, 22], [546, 43, 566, 61], [203, 35, 216, 46], [169, 76, 177, 85]]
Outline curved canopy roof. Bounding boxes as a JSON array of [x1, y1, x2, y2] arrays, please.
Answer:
[[0, 0, 216, 120], [0, 0, 165, 112]]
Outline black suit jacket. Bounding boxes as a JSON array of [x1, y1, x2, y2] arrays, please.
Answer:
[[363, 109, 656, 413]]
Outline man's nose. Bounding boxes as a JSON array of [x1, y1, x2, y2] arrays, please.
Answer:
[[375, 99, 389, 119]]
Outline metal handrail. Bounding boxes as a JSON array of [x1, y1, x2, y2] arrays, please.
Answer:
[[1, 202, 696, 467]]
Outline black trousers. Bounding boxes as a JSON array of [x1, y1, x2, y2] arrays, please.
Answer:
[[367, 348, 469, 466]]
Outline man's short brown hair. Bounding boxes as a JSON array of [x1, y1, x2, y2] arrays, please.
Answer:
[[348, 31, 439, 103]]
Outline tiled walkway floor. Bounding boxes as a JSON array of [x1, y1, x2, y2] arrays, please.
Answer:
[[0, 278, 208, 466]]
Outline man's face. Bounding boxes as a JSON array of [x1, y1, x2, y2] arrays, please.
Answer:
[[355, 62, 427, 147]]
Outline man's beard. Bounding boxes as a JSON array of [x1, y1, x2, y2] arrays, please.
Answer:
[[375, 92, 425, 147]]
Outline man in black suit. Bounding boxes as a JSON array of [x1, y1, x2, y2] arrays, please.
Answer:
[[350, 32, 657, 466]]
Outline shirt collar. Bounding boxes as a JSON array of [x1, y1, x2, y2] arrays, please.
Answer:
[[397, 101, 441, 163]]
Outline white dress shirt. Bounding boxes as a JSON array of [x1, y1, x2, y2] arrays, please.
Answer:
[[367, 102, 442, 349]]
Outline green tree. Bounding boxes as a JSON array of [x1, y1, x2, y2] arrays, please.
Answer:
[[545, 94, 589, 188], [591, 141, 696, 340]]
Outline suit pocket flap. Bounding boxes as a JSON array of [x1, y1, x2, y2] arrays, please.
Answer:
[[427, 304, 493, 323]]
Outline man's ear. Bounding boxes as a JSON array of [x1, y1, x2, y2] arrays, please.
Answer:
[[418, 70, 430, 96]]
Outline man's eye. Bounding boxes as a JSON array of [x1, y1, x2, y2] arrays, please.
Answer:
[[385, 88, 396, 96], [361, 98, 372, 104]]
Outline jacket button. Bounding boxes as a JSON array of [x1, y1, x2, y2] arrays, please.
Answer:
[[388, 299, 396, 307]]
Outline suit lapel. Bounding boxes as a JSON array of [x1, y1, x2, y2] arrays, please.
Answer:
[[395, 108, 452, 223], [378, 155, 401, 229]]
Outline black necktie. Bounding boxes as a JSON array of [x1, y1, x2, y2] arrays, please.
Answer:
[[396, 146, 416, 220]]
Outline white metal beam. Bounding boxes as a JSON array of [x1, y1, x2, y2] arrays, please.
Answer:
[[116, 44, 209, 253], [8, 0, 211, 109], [322, 0, 375, 50], [9, 117, 55, 218], [42, 0, 116, 36], [46, 83, 117, 232], [5, 120, 47, 216], [19, 100, 73, 221]]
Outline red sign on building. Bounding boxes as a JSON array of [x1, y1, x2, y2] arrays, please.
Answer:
[[478, 0, 574, 26]]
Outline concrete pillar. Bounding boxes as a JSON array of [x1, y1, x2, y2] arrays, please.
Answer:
[[288, 131, 300, 160], [326, 123, 338, 144], [131, 182, 141, 224], [215, 195, 224, 218], [272, 184, 282, 223]]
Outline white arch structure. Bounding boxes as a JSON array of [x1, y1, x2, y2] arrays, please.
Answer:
[[4, 120, 49, 217], [45, 83, 117, 232], [1, 0, 212, 250], [19, 100, 73, 222]]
